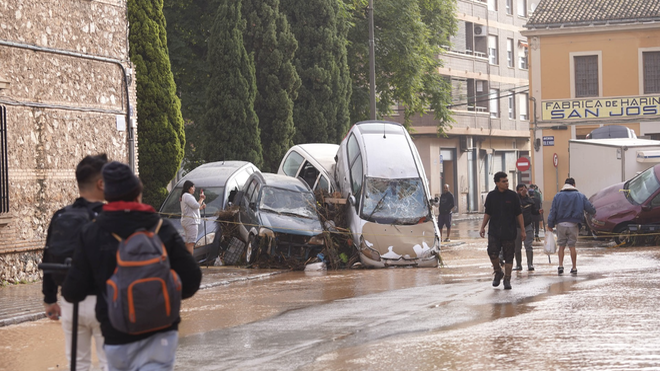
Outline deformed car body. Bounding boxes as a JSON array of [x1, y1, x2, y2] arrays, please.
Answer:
[[277, 143, 339, 193], [235, 172, 325, 263], [587, 164, 660, 244], [159, 161, 258, 263], [335, 120, 440, 268]]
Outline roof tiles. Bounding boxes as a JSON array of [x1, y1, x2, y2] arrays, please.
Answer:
[[526, 0, 660, 28]]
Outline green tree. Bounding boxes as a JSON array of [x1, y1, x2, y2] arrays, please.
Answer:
[[281, 0, 352, 144], [344, 0, 457, 130], [242, 0, 301, 172], [163, 0, 216, 171], [128, 0, 185, 208], [200, 0, 263, 167]]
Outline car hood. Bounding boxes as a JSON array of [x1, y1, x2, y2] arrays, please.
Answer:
[[589, 182, 635, 221], [362, 221, 437, 259], [259, 212, 323, 237]]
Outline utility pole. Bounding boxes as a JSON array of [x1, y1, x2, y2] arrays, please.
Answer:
[[368, 0, 376, 120]]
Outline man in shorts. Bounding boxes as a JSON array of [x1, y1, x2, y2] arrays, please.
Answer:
[[547, 178, 596, 275]]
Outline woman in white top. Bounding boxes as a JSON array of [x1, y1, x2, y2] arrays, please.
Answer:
[[180, 180, 206, 254]]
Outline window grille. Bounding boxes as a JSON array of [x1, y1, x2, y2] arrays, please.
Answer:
[[644, 51, 660, 94], [575, 55, 598, 97]]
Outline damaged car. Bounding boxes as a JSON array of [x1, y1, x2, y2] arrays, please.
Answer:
[[335, 120, 440, 268], [235, 172, 325, 263], [159, 161, 258, 263], [277, 143, 339, 193]]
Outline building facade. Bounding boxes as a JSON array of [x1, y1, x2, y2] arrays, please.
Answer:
[[388, 0, 538, 213], [0, 0, 137, 282], [522, 0, 660, 200]]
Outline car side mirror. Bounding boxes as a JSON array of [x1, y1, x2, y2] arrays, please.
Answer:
[[642, 204, 652, 211], [348, 194, 356, 206]]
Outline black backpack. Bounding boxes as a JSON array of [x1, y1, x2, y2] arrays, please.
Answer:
[[44, 203, 101, 285]]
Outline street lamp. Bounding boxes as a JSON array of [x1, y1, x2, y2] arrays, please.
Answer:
[[368, 0, 376, 120]]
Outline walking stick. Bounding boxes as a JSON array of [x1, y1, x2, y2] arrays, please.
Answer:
[[39, 260, 78, 371]]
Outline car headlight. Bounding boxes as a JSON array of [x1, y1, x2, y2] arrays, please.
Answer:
[[308, 234, 325, 245], [195, 233, 216, 248], [360, 236, 381, 262]]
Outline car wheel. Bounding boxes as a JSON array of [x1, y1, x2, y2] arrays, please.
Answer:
[[246, 234, 260, 264], [614, 224, 635, 246]]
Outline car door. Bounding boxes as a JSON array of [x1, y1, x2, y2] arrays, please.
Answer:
[[638, 190, 660, 224], [238, 178, 258, 236]]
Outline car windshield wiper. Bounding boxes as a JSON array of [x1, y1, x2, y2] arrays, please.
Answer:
[[260, 207, 282, 215], [367, 190, 389, 222], [281, 211, 313, 219]]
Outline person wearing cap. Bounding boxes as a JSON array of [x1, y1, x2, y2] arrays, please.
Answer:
[[547, 178, 596, 275], [62, 161, 202, 371]]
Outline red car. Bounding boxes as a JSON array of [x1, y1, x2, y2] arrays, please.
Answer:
[[587, 164, 660, 245]]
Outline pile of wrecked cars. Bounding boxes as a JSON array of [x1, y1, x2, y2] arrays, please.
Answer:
[[160, 120, 441, 269]]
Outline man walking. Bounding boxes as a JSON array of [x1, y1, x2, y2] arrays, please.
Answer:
[[63, 162, 202, 371], [479, 172, 526, 290], [514, 184, 537, 271], [529, 185, 543, 241], [438, 184, 455, 242], [547, 178, 596, 275], [42, 154, 108, 371]]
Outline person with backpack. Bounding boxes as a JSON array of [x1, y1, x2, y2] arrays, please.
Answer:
[[42, 153, 108, 371], [62, 161, 202, 371]]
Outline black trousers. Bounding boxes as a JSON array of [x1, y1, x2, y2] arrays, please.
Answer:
[[487, 235, 515, 264]]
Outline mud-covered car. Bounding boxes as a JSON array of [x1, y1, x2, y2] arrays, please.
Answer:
[[234, 172, 325, 263], [588, 164, 660, 245], [159, 161, 258, 263]]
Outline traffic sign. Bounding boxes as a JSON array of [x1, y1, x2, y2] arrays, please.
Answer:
[[553, 153, 559, 168], [516, 157, 530, 172]]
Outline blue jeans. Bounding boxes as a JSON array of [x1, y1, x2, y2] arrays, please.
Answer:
[[104, 330, 178, 371]]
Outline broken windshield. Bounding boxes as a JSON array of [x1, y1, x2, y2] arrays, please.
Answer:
[[627, 167, 660, 204], [259, 186, 318, 219], [361, 177, 429, 224]]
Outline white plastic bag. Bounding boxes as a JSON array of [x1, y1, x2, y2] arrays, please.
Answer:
[[544, 232, 557, 255]]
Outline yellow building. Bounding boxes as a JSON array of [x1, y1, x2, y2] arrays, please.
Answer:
[[522, 0, 660, 200]]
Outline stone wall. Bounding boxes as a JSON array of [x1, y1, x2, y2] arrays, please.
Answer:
[[0, 250, 42, 284], [0, 0, 137, 282]]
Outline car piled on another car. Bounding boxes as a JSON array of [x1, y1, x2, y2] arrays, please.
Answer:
[[234, 172, 326, 264]]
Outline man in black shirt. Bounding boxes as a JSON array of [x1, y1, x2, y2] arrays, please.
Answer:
[[479, 172, 525, 290], [514, 184, 538, 271], [437, 184, 455, 242]]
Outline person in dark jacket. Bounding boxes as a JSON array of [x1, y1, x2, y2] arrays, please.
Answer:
[[479, 172, 525, 290], [514, 184, 538, 271], [42, 154, 108, 371], [62, 161, 202, 371], [437, 184, 455, 242]]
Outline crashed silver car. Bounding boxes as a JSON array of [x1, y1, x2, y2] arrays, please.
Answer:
[[234, 172, 325, 263], [335, 121, 440, 268]]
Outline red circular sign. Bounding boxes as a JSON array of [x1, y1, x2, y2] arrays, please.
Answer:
[[553, 153, 559, 168], [516, 157, 530, 172]]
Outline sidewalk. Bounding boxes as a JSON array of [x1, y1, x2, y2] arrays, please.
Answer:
[[0, 266, 285, 328]]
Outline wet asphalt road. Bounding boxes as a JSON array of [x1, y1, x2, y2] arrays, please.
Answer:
[[3, 219, 660, 370]]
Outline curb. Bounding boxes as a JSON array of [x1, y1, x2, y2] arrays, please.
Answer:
[[0, 312, 46, 328]]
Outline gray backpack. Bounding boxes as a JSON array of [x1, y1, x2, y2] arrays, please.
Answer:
[[106, 219, 182, 335]]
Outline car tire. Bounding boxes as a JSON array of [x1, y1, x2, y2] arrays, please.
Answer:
[[614, 224, 635, 246], [246, 234, 260, 264]]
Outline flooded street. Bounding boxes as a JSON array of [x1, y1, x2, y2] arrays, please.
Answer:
[[3, 219, 660, 370]]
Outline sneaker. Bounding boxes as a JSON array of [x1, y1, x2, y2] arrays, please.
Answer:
[[513, 266, 523, 271], [558, 266, 564, 275], [503, 279, 512, 290], [570, 268, 577, 274], [443, 238, 451, 242], [492, 271, 504, 287]]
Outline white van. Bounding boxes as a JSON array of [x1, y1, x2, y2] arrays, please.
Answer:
[[335, 121, 440, 268], [278, 143, 339, 193]]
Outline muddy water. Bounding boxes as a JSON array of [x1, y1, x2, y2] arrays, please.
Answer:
[[3, 222, 659, 371]]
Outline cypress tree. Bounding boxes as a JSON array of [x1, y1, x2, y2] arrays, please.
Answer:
[[128, 0, 185, 208], [201, 0, 263, 167], [281, 0, 351, 144], [242, 0, 301, 172]]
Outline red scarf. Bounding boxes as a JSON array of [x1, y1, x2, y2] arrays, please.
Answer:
[[103, 201, 156, 213]]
